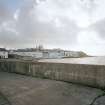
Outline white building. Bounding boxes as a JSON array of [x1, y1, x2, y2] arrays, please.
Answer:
[[9, 48, 87, 59], [43, 49, 65, 59], [10, 49, 65, 59], [64, 51, 87, 58], [10, 51, 43, 59], [0, 48, 8, 59]]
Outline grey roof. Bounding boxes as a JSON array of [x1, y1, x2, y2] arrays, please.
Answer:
[[0, 48, 6, 51]]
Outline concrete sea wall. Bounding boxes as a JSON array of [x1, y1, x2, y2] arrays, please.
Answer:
[[0, 60, 105, 89]]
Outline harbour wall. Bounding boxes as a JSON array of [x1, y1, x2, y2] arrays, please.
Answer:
[[0, 60, 105, 89]]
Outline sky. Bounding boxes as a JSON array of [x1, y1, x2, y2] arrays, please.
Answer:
[[0, 0, 105, 56]]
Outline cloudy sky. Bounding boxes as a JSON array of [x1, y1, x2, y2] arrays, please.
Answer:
[[0, 0, 105, 55]]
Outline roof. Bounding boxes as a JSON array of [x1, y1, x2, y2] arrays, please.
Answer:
[[0, 48, 6, 51]]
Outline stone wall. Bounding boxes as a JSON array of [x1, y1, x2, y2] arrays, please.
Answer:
[[0, 60, 105, 89]]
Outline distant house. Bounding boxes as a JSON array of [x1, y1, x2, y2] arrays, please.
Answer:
[[64, 51, 87, 58], [9, 50, 43, 59], [0, 48, 8, 59], [42, 49, 65, 59]]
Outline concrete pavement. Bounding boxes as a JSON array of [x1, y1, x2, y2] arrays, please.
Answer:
[[0, 72, 105, 105]]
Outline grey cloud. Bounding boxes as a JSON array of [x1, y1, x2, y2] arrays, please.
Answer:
[[0, 2, 12, 23], [14, 0, 79, 48], [90, 18, 105, 39]]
